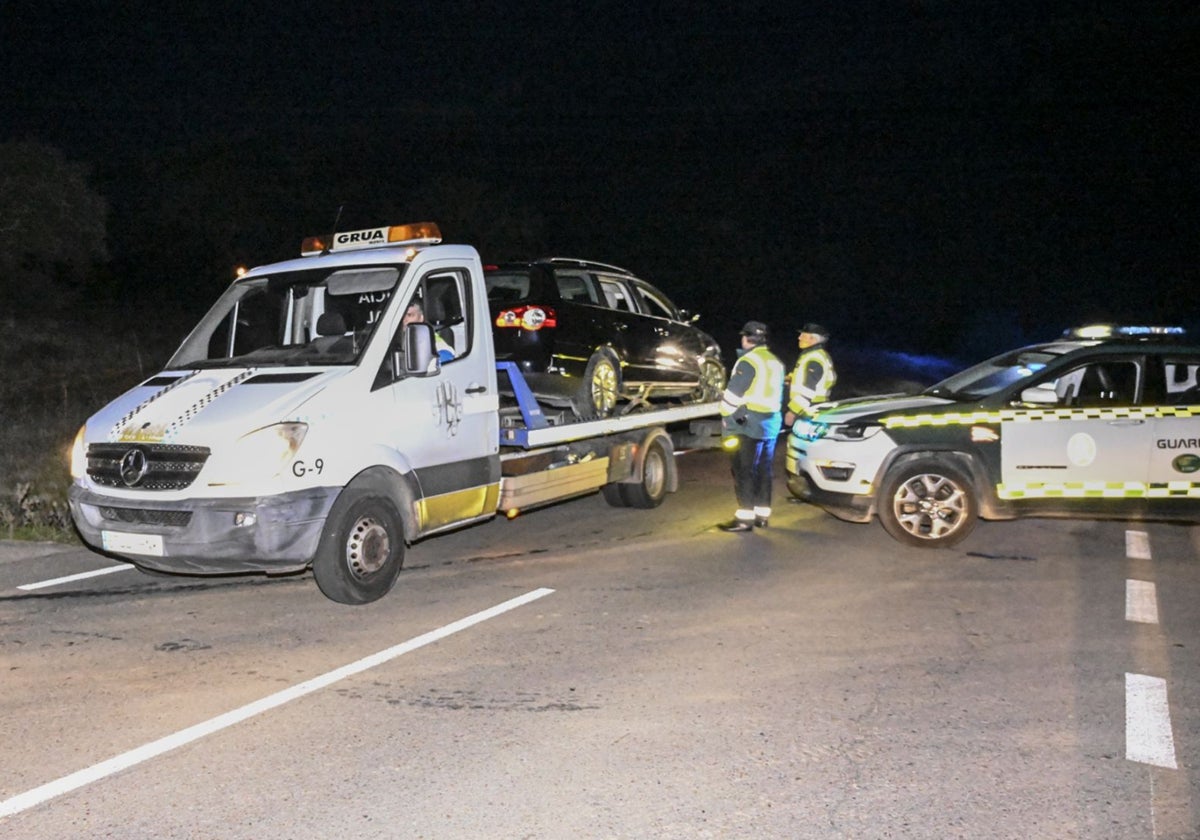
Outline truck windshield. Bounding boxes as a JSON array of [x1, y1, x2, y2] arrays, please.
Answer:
[[923, 348, 1062, 401], [168, 265, 404, 368]]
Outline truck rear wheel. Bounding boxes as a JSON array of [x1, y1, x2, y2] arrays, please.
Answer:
[[600, 483, 629, 507], [313, 490, 405, 604], [619, 437, 671, 509]]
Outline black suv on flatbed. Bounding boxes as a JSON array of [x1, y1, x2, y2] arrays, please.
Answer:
[[485, 258, 725, 417]]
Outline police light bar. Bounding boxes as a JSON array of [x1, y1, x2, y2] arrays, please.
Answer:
[[1064, 324, 1186, 340], [301, 222, 442, 256]]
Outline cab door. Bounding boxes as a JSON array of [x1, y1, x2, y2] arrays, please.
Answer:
[[1000, 358, 1151, 495], [378, 260, 499, 529]]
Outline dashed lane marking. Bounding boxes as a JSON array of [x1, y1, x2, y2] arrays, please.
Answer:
[[1126, 673, 1178, 769], [1126, 529, 1152, 560], [1126, 579, 1160, 625]]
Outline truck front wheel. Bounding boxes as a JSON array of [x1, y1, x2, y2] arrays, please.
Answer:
[[313, 491, 405, 604]]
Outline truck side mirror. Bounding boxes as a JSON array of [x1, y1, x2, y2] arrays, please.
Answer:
[[391, 323, 441, 379]]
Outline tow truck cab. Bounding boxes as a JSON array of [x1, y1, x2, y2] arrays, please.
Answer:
[[68, 223, 719, 604]]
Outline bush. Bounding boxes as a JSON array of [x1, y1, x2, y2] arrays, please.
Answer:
[[0, 314, 179, 541]]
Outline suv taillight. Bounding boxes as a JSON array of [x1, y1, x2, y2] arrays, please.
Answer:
[[495, 306, 557, 331]]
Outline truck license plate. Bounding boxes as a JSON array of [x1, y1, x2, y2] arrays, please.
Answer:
[[102, 530, 164, 557]]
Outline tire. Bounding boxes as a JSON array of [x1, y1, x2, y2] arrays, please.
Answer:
[[312, 491, 405, 604], [600, 482, 629, 507], [877, 459, 976, 548], [619, 437, 671, 509], [572, 351, 620, 418], [695, 358, 726, 402]]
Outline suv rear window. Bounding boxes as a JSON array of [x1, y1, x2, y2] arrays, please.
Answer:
[[485, 270, 533, 303]]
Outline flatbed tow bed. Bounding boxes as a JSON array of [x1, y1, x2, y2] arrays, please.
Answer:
[[495, 363, 721, 514]]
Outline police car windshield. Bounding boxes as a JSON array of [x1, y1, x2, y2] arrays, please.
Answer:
[[168, 265, 403, 368], [924, 348, 1061, 400]]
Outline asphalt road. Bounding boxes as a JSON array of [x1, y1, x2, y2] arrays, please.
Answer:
[[2, 448, 1198, 839]]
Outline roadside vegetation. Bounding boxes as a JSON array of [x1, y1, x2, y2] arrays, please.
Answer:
[[0, 315, 178, 540]]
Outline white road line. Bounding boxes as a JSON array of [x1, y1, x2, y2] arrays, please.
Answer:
[[1126, 579, 1160, 625], [0, 586, 555, 820], [1126, 673, 1178, 769], [1126, 529, 1152, 560], [17, 564, 134, 591]]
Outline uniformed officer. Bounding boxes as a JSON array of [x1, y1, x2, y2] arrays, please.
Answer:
[[718, 321, 786, 532], [784, 322, 836, 427], [403, 301, 457, 362]]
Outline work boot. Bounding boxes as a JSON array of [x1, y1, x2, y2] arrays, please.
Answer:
[[755, 517, 769, 528]]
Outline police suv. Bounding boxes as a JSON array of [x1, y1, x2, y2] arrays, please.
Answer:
[[785, 326, 1200, 547]]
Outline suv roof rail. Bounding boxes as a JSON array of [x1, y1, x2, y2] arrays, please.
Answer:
[[545, 257, 635, 276]]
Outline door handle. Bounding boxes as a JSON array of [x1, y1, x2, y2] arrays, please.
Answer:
[[1107, 419, 1144, 426], [465, 385, 488, 394]]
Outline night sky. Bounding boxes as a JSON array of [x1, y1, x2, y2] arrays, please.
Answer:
[[3, 2, 1197, 361]]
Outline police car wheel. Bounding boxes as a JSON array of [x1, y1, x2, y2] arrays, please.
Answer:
[[313, 491, 405, 604], [573, 351, 620, 418], [878, 460, 976, 548]]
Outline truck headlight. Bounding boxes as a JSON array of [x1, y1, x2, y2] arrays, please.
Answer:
[[207, 422, 308, 485], [70, 425, 87, 480]]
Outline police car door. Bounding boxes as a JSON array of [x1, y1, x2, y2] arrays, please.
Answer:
[[1001, 357, 1150, 496], [379, 262, 498, 528], [1147, 355, 1200, 496]]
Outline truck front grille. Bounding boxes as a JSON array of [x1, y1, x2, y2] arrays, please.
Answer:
[[87, 443, 211, 491]]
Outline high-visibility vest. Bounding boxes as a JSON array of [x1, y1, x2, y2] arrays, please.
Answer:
[[789, 346, 835, 413], [737, 346, 785, 413]]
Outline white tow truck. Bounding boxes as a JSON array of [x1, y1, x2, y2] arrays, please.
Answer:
[[68, 223, 720, 603]]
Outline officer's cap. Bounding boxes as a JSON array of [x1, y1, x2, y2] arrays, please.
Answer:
[[740, 321, 769, 340], [800, 322, 830, 339]]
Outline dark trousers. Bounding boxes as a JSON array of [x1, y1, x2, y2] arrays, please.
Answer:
[[730, 434, 776, 512]]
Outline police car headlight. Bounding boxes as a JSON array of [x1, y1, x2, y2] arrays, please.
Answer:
[[825, 423, 882, 442], [206, 422, 308, 485]]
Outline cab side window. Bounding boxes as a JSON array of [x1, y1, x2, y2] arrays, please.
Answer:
[[1052, 361, 1139, 407], [418, 270, 471, 360], [1162, 359, 1200, 405]]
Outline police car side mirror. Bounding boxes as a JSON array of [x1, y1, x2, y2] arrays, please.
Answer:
[[393, 323, 441, 379], [1019, 383, 1059, 405], [679, 309, 700, 324]]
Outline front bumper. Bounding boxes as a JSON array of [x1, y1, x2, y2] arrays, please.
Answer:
[[68, 484, 340, 575], [785, 435, 876, 523]]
